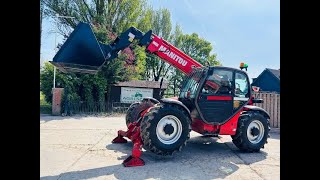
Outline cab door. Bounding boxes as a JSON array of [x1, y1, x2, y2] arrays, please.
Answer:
[[197, 68, 234, 124]]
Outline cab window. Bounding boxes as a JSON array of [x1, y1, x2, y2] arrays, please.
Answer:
[[235, 72, 249, 98], [202, 69, 233, 95]]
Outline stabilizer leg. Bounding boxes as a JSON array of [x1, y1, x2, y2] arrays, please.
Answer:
[[122, 138, 144, 167]]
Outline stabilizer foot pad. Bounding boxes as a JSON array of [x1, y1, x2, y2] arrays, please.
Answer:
[[123, 155, 145, 167], [112, 136, 128, 143]]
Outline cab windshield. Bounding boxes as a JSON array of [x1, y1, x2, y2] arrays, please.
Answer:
[[179, 68, 206, 99]]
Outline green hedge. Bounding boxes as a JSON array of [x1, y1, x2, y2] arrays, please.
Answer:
[[40, 104, 52, 114]]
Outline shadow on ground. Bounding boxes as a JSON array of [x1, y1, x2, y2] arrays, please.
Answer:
[[269, 132, 280, 140], [41, 136, 268, 180]]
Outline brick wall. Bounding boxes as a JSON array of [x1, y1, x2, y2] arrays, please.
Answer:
[[52, 88, 64, 115]]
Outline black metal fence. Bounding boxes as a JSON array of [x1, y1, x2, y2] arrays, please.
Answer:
[[64, 101, 132, 115]]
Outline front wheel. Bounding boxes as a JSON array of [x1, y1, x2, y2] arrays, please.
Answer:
[[140, 104, 191, 156], [231, 111, 270, 152]]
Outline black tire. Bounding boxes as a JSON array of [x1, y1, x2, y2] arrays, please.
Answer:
[[125, 100, 155, 127], [125, 102, 139, 126], [231, 111, 270, 152], [140, 103, 191, 156]]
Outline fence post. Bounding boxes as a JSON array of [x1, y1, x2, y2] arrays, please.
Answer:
[[273, 93, 278, 128], [278, 94, 280, 128], [111, 102, 114, 115], [270, 93, 274, 127]]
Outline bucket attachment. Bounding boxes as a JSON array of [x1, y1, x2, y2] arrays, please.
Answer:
[[50, 22, 110, 74], [50, 22, 153, 74]]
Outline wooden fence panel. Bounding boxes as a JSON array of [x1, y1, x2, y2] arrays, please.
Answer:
[[253, 92, 280, 128], [277, 94, 280, 128], [273, 93, 277, 128]]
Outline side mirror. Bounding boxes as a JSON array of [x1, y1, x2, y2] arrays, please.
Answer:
[[252, 86, 260, 92]]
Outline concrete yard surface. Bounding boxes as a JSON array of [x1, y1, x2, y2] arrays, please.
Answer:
[[40, 114, 280, 180]]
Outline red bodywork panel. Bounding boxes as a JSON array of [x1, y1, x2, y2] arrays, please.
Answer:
[[207, 96, 232, 101], [146, 36, 222, 91], [191, 110, 242, 135], [192, 118, 220, 134], [147, 35, 203, 75], [219, 111, 241, 135], [146, 35, 225, 91]]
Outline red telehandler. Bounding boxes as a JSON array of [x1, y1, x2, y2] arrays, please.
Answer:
[[51, 22, 270, 167]]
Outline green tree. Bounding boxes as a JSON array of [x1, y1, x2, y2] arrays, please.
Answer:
[[40, 1, 44, 52], [167, 27, 221, 96], [40, 0, 49, 61], [40, 62, 81, 104], [42, 0, 149, 38], [179, 33, 219, 66], [41, 0, 222, 104], [40, 61, 107, 104], [167, 24, 184, 96], [41, 0, 152, 104], [145, 8, 172, 81]]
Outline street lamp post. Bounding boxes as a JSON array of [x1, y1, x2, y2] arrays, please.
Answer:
[[53, 14, 75, 88]]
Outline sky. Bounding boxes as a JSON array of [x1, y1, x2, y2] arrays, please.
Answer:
[[40, 0, 280, 79]]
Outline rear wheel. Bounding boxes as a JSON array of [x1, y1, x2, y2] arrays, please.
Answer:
[[231, 111, 270, 152], [125, 100, 155, 127], [140, 104, 191, 156], [125, 102, 139, 126]]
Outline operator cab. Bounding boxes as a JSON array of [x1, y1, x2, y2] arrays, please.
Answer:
[[179, 65, 251, 125]]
